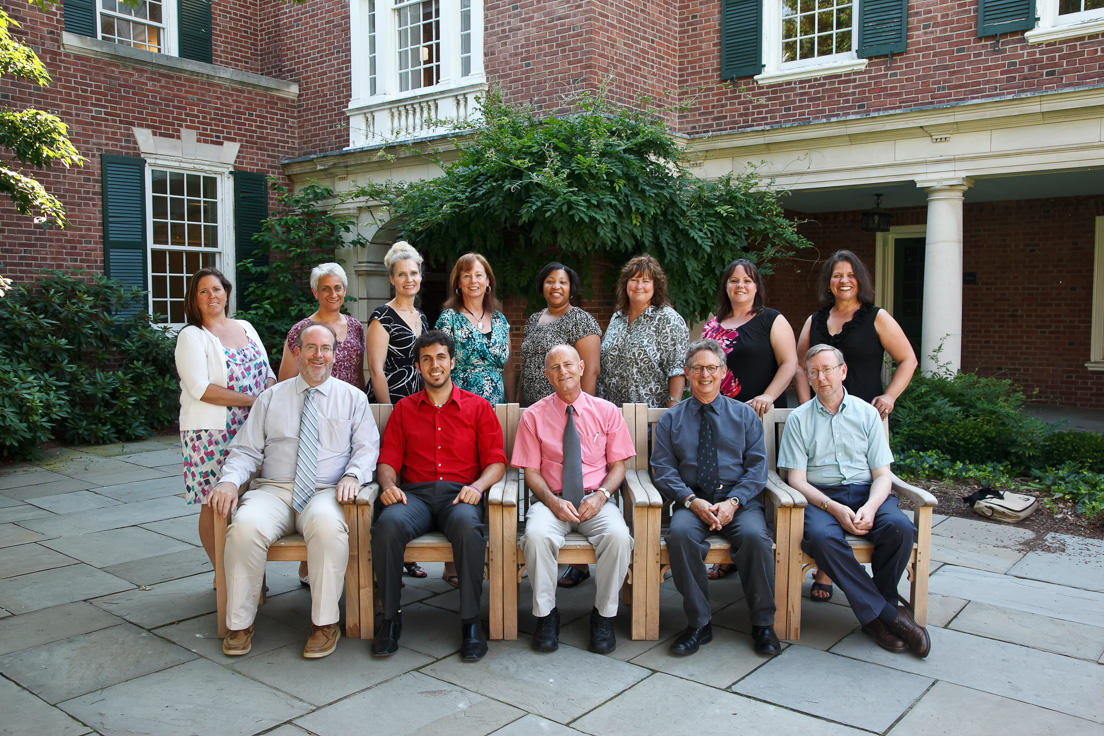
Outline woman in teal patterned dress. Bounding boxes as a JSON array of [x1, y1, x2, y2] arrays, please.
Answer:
[[435, 253, 514, 404]]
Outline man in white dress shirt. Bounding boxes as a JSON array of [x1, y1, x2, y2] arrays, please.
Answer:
[[210, 323, 379, 659]]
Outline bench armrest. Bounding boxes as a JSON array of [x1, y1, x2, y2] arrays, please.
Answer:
[[891, 473, 938, 507], [355, 482, 380, 505], [623, 468, 664, 508]]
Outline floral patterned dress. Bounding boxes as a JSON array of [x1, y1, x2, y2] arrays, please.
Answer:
[[435, 308, 511, 404], [181, 340, 270, 504]]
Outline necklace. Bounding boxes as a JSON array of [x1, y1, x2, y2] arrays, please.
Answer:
[[463, 306, 486, 331]]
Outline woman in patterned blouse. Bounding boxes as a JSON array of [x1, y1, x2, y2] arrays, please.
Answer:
[[277, 263, 365, 389], [598, 255, 689, 408], [366, 241, 430, 404], [519, 262, 602, 407], [435, 253, 514, 404]]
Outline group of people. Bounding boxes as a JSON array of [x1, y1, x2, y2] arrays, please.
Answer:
[[174, 245, 927, 661]]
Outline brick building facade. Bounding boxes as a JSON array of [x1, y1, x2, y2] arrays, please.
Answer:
[[4, 0, 1103, 406]]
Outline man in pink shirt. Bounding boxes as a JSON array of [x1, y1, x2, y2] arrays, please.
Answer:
[[511, 344, 636, 654]]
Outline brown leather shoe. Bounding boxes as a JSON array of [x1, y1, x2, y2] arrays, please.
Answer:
[[861, 619, 907, 653], [303, 623, 340, 659], [222, 626, 254, 656], [888, 605, 931, 658]]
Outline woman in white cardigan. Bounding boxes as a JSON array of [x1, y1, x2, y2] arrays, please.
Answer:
[[175, 268, 275, 566]]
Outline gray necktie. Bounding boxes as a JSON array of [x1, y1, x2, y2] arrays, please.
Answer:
[[561, 405, 584, 506], [292, 388, 320, 513]]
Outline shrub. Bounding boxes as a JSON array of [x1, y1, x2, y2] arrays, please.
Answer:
[[0, 270, 177, 458], [1030, 462, 1104, 522], [1041, 430, 1104, 474]]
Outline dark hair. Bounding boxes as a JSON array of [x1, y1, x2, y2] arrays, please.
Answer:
[[536, 262, 581, 303], [442, 253, 499, 314], [294, 322, 337, 348], [819, 250, 875, 305], [184, 267, 232, 327], [615, 254, 670, 314], [714, 258, 765, 321], [414, 329, 455, 360]]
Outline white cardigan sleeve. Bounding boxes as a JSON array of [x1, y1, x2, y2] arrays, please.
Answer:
[[175, 325, 217, 401]]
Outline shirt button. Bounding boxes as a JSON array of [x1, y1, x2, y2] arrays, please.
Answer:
[[438, 463, 442, 467]]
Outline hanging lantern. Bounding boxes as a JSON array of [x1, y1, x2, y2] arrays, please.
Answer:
[[861, 193, 892, 233]]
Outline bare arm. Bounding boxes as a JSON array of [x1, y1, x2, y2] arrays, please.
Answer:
[[376, 463, 406, 505], [502, 355, 517, 403], [854, 464, 893, 531], [795, 315, 813, 404], [667, 375, 685, 406], [277, 340, 298, 383], [872, 310, 918, 416], [365, 319, 392, 404], [199, 384, 259, 407], [576, 333, 601, 396], [453, 462, 506, 505], [747, 314, 799, 417]]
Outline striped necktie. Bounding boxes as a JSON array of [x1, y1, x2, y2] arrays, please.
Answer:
[[292, 387, 320, 513]]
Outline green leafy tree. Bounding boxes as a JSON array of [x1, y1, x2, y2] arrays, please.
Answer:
[[355, 87, 810, 319]]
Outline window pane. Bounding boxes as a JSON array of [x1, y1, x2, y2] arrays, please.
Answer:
[[152, 221, 169, 246], [151, 169, 167, 194], [169, 196, 185, 221], [186, 174, 201, 199], [169, 171, 185, 195], [783, 39, 797, 62], [837, 30, 851, 52], [202, 175, 217, 199]]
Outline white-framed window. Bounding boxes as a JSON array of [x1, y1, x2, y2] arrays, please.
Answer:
[[1087, 216, 1104, 371], [758, 0, 867, 85], [97, 0, 174, 55], [1026, 0, 1104, 43], [146, 164, 233, 325]]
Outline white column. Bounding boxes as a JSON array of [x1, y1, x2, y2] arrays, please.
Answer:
[[916, 177, 972, 375]]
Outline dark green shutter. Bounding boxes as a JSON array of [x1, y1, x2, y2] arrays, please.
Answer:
[[64, 0, 97, 38], [978, 0, 1035, 37], [720, 0, 763, 80], [233, 171, 269, 312], [858, 0, 908, 57], [101, 155, 148, 317], [178, 0, 212, 63]]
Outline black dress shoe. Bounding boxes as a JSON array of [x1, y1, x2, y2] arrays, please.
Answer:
[[558, 566, 591, 588], [372, 612, 402, 657], [588, 608, 616, 655], [751, 625, 781, 656], [888, 605, 931, 658], [669, 623, 712, 655], [460, 618, 488, 662], [862, 619, 907, 653], [532, 608, 560, 652]]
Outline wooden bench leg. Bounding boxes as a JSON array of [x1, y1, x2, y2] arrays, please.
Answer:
[[911, 506, 932, 627], [214, 511, 229, 639], [358, 505, 375, 639], [343, 503, 361, 639], [489, 503, 504, 640]]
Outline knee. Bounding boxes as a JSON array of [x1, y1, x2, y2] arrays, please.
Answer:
[[607, 524, 633, 553], [884, 514, 916, 546]]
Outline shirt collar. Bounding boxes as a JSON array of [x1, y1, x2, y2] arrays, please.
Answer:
[[551, 391, 587, 415], [415, 382, 461, 409], [814, 388, 849, 416], [295, 375, 332, 396], [691, 396, 718, 415]]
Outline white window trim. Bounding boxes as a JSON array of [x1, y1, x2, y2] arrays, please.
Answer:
[[755, 0, 868, 85], [1086, 216, 1104, 371], [1026, 0, 1104, 43], [97, 0, 177, 56], [349, 0, 485, 110]]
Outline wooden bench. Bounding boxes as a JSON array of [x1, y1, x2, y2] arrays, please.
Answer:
[[625, 404, 804, 641], [491, 403, 665, 641], [762, 407, 938, 637]]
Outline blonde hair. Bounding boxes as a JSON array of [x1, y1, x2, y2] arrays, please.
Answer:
[[383, 241, 423, 274]]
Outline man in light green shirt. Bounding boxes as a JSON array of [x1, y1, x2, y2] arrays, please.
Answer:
[[779, 344, 930, 658]]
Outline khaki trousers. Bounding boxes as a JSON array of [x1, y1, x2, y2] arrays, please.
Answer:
[[521, 500, 633, 618], [224, 480, 348, 630]]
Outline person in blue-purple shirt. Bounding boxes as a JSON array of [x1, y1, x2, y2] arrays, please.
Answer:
[[651, 339, 780, 658]]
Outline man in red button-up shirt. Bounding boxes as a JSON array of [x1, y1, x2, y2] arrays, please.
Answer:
[[370, 330, 507, 662]]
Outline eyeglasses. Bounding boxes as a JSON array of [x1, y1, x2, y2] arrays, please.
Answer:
[[806, 364, 842, 379], [689, 365, 723, 375]]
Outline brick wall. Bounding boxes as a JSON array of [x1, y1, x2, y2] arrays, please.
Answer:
[[676, 0, 1104, 137], [762, 198, 1104, 408]]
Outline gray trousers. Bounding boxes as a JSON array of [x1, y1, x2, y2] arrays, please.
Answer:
[[371, 481, 487, 621], [666, 497, 776, 628]]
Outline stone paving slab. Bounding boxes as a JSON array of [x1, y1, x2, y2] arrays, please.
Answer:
[[888, 681, 1104, 736], [154, 611, 303, 661], [117, 448, 188, 468], [59, 658, 312, 736], [41, 526, 194, 568], [92, 572, 215, 628], [0, 503, 54, 524], [0, 564, 133, 614], [948, 600, 1104, 661], [831, 626, 1104, 724], [0, 601, 122, 657], [1006, 533, 1104, 592], [733, 644, 932, 732], [24, 490, 121, 514], [0, 522, 49, 548], [931, 516, 1036, 548], [628, 622, 780, 688], [103, 545, 212, 586], [80, 438, 179, 457], [19, 495, 196, 538], [37, 452, 146, 477], [929, 564, 1104, 628], [141, 516, 201, 545], [295, 671, 522, 736], [0, 542, 78, 579], [0, 676, 91, 736], [930, 533, 1026, 573], [92, 475, 185, 503], [573, 672, 867, 736], [491, 715, 586, 735], [558, 600, 684, 663], [230, 637, 433, 706], [0, 622, 195, 703], [261, 727, 311, 736], [0, 478, 101, 499], [387, 600, 468, 659], [0, 469, 76, 491], [0, 494, 22, 508], [424, 639, 650, 724]]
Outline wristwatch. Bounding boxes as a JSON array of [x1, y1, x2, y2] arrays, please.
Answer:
[[728, 498, 739, 509], [597, 487, 611, 501], [683, 494, 697, 509]]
